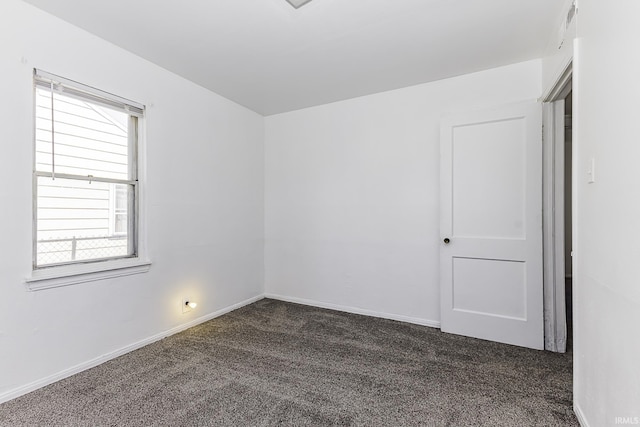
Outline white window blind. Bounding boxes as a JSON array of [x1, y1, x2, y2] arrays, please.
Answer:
[[33, 69, 143, 268]]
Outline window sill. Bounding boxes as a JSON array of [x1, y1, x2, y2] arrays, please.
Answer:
[[25, 258, 152, 291]]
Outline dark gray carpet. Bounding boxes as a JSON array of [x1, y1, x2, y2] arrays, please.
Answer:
[[0, 299, 577, 426]]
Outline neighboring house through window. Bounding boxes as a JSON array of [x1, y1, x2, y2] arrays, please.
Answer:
[[33, 70, 144, 268], [110, 184, 129, 236]]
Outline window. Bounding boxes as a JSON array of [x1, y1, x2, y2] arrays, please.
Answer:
[[33, 70, 144, 269]]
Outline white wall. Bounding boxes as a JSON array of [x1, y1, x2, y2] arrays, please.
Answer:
[[264, 60, 542, 324], [0, 0, 264, 400], [573, 1, 640, 425], [541, 0, 576, 97]]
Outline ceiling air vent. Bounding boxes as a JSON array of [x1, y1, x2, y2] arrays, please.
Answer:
[[286, 0, 313, 9], [566, 1, 577, 29], [557, 1, 577, 50]]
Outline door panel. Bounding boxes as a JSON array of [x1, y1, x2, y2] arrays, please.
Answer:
[[452, 258, 526, 320], [452, 119, 526, 239], [440, 102, 543, 350]]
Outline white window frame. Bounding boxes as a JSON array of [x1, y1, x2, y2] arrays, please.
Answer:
[[26, 70, 150, 290]]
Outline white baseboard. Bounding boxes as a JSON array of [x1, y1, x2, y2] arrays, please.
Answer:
[[264, 293, 440, 329], [0, 294, 265, 405], [574, 403, 590, 427]]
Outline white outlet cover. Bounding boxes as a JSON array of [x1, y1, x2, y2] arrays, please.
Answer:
[[182, 297, 192, 314]]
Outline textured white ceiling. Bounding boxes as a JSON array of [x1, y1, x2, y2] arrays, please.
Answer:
[[22, 0, 564, 115]]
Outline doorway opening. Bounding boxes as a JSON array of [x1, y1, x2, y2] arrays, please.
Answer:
[[542, 63, 573, 353], [564, 91, 573, 349]]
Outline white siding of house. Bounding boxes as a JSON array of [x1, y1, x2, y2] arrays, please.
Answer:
[[35, 88, 131, 266]]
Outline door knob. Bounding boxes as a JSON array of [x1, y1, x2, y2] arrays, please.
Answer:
[[444, 238, 450, 244]]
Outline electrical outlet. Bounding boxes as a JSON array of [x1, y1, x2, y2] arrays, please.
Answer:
[[182, 297, 192, 314]]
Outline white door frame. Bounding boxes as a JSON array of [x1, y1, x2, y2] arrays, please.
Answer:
[[542, 62, 572, 352]]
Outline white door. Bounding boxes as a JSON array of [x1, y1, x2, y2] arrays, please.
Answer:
[[440, 101, 543, 350]]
